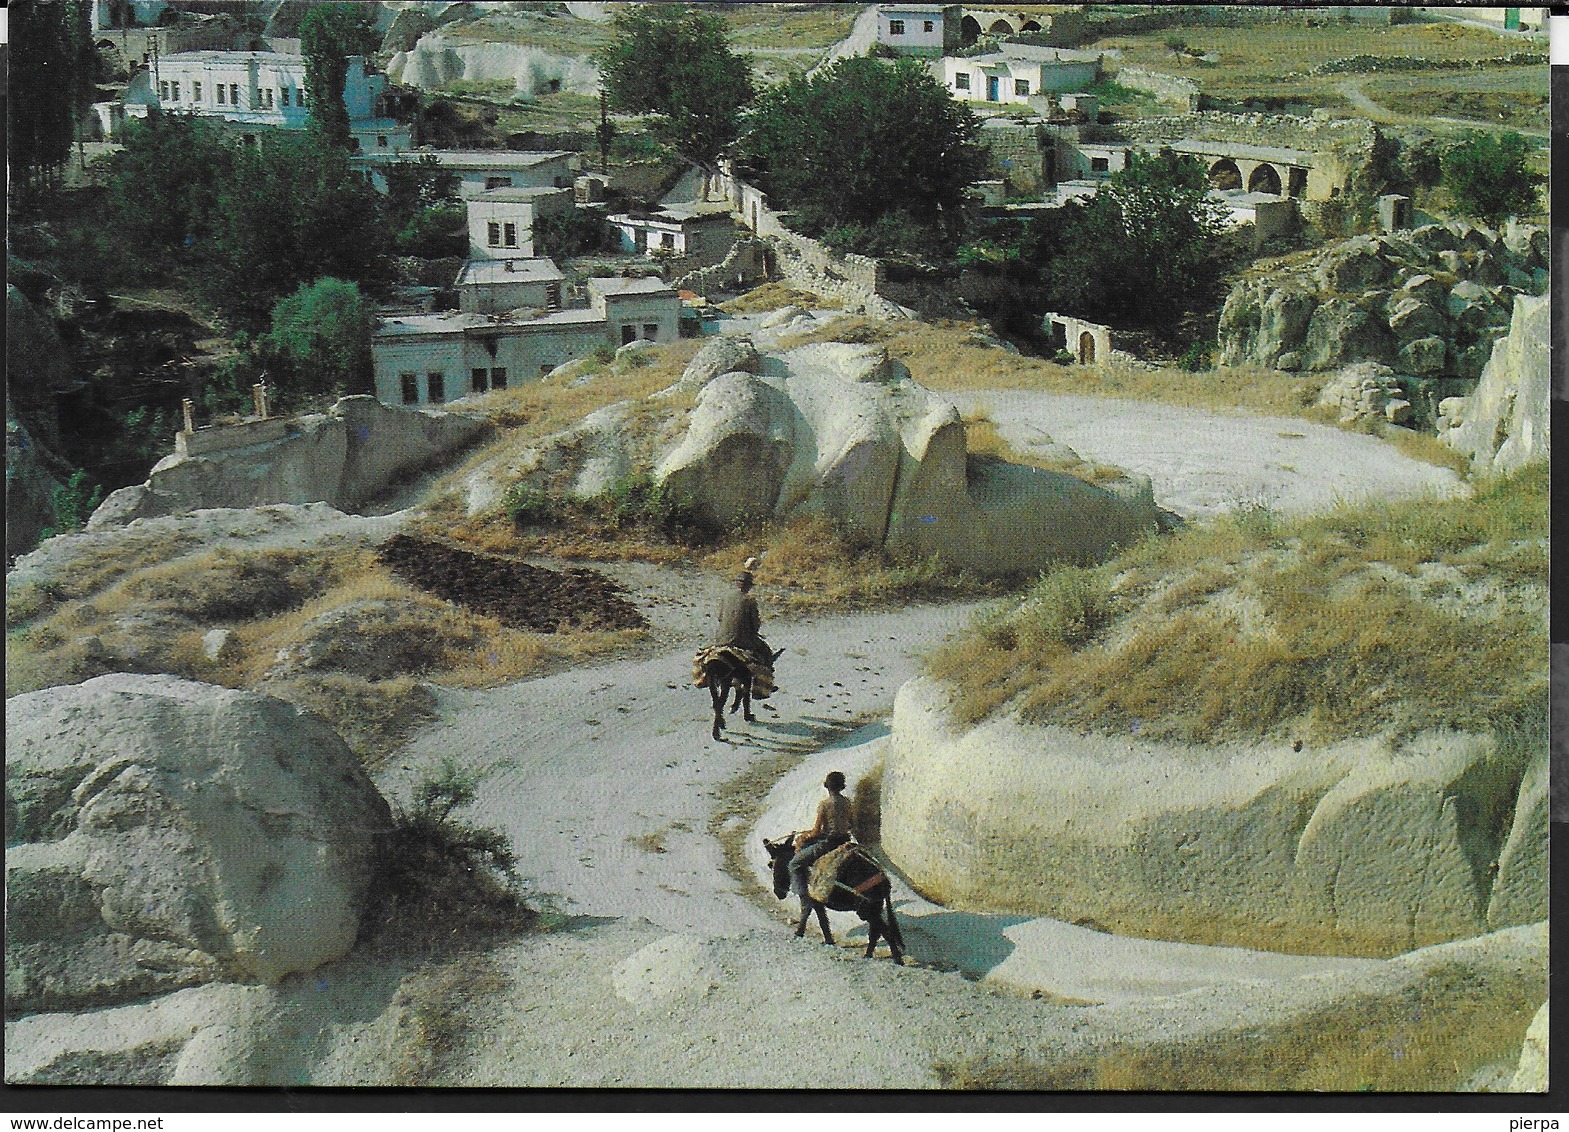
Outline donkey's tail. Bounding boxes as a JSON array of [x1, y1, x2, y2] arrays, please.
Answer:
[[884, 887, 905, 951]]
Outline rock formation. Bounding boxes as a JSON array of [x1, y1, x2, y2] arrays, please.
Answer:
[[6, 674, 392, 1014], [1218, 222, 1547, 376], [89, 396, 489, 530], [879, 678, 1547, 957], [1439, 293, 1550, 475], [1511, 1001, 1549, 1092]]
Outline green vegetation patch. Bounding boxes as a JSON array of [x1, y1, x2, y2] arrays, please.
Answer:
[[930, 463, 1547, 745]]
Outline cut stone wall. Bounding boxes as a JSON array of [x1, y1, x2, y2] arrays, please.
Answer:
[[1115, 67, 1200, 111]]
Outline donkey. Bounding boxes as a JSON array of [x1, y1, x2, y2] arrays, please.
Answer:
[[762, 835, 905, 962], [702, 646, 784, 741]]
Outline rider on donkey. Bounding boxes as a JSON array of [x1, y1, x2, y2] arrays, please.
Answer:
[[714, 557, 772, 667], [789, 770, 853, 931]]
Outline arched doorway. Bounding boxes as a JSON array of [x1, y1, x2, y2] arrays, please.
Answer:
[[1247, 163, 1282, 195], [1287, 167, 1308, 197], [1078, 331, 1096, 365], [1208, 157, 1242, 191], [960, 15, 981, 44]]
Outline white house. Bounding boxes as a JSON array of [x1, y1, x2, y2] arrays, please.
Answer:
[[943, 44, 1102, 104], [876, 5, 962, 55], [454, 257, 565, 315], [607, 205, 738, 266], [372, 275, 680, 408], [466, 186, 574, 260], [356, 149, 578, 198], [119, 50, 411, 152]]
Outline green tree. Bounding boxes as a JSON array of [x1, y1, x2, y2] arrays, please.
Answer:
[[534, 206, 609, 259], [260, 278, 374, 400], [595, 5, 754, 179], [385, 155, 465, 258], [300, 2, 379, 149], [102, 111, 236, 273], [208, 133, 391, 325], [9, 0, 79, 193], [743, 56, 986, 251], [1440, 131, 1542, 226], [1041, 151, 1229, 328]]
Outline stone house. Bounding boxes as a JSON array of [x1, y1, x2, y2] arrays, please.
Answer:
[[372, 275, 679, 408], [355, 149, 577, 198], [117, 50, 411, 153], [607, 205, 739, 267], [942, 44, 1102, 105], [453, 258, 565, 315], [466, 186, 575, 260], [876, 5, 962, 55]]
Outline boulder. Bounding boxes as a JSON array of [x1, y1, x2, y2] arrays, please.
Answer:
[[87, 397, 490, 529], [671, 335, 761, 394], [759, 304, 806, 329], [1510, 1002, 1549, 1092], [201, 628, 237, 663], [656, 342, 1157, 576], [1386, 297, 1446, 342], [1314, 238, 1394, 293], [1443, 294, 1550, 474], [1396, 336, 1447, 375], [1301, 301, 1395, 370], [5, 674, 392, 1013], [879, 677, 1546, 957]]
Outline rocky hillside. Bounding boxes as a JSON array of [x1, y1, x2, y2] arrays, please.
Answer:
[[1218, 220, 1548, 378]]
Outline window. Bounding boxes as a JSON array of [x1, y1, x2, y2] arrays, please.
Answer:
[[255, 89, 263, 106], [1015, 79, 1030, 96], [427, 372, 445, 402], [643, 323, 659, 341], [889, 18, 905, 34], [660, 232, 675, 249], [1091, 156, 1109, 173], [924, 20, 934, 31], [471, 367, 488, 393], [264, 88, 274, 109], [217, 84, 226, 104], [490, 367, 507, 390], [170, 82, 180, 101], [193, 82, 202, 101], [280, 86, 290, 106], [297, 87, 308, 107], [954, 72, 970, 90], [502, 223, 517, 248], [621, 325, 636, 345], [485, 175, 511, 189], [230, 83, 240, 105], [487, 221, 502, 247], [400, 373, 418, 404], [158, 81, 168, 100], [377, 135, 388, 148]]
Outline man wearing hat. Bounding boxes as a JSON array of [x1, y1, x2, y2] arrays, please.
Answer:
[[715, 556, 771, 665]]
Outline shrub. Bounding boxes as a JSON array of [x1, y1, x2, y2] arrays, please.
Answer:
[[40, 469, 102, 540], [1179, 339, 1215, 372], [365, 756, 532, 945], [506, 483, 562, 527]]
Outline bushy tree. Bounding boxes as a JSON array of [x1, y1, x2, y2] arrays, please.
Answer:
[[102, 111, 237, 269], [10, 0, 84, 191], [1440, 131, 1542, 226], [1041, 151, 1229, 328], [596, 5, 755, 177], [208, 134, 391, 324], [300, 2, 379, 149], [385, 155, 465, 258], [261, 278, 374, 400], [743, 56, 985, 252]]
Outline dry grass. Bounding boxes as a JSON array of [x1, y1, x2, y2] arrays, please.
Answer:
[[963, 410, 1129, 485], [931, 462, 1548, 744], [6, 528, 201, 628], [720, 5, 863, 49], [781, 317, 1325, 416], [718, 282, 838, 315], [938, 961, 1542, 1091], [388, 955, 512, 1086]]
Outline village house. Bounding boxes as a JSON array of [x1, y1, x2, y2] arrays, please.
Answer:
[[607, 205, 739, 267], [942, 44, 1102, 105], [453, 258, 565, 316], [465, 186, 575, 260], [355, 149, 578, 198], [116, 50, 411, 152], [875, 5, 963, 55], [372, 276, 679, 408]]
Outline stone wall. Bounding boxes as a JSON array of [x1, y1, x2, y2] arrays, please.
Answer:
[[1115, 67, 1201, 112], [1115, 111, 1377, 157], [977, 119, 1053, 194], [672, 237, 772, 296]]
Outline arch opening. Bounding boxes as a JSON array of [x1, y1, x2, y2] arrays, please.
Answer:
[[988, 18, 1015, 34], [1248, 163, 1282, 195], [1208, 158, 1242, 191], [1078, 331, 1096, 365]]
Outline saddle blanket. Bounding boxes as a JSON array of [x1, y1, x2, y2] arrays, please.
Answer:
[[808, 842, 883, 904], [691, 645, 776, 698]]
